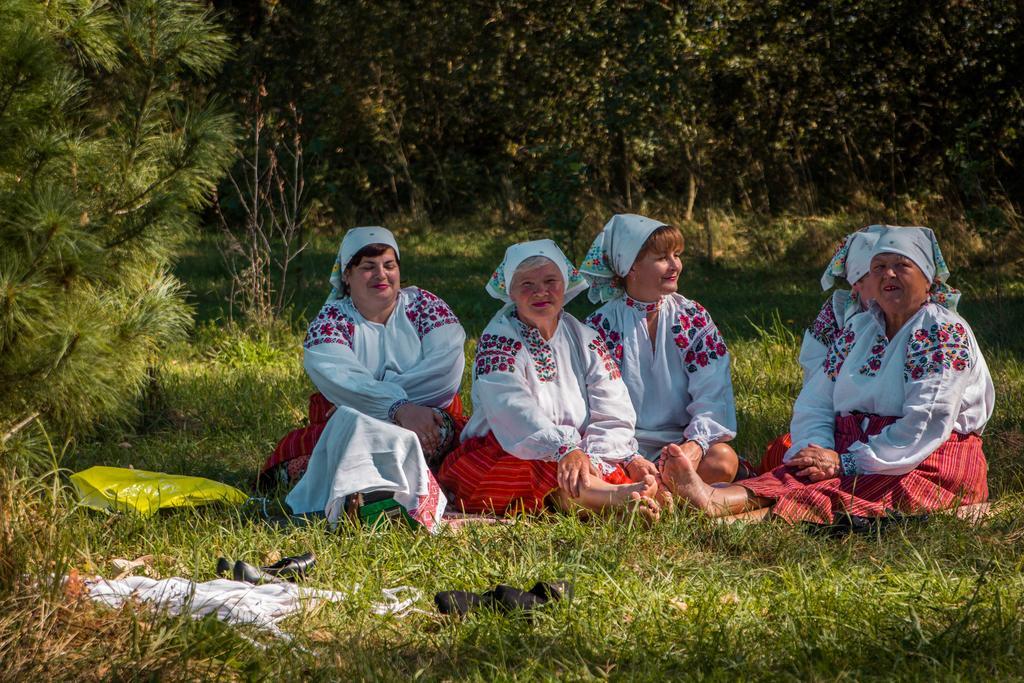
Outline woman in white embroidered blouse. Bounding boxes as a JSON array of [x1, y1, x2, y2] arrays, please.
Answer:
[[799, 226, 885, 382], [760, 224, 964, 473], [438, 239, 660, 518], [283, 227, 467, 532], [758, 225, 885, 474], [579, 214, 742, 495], [664, 226, 993, 524]]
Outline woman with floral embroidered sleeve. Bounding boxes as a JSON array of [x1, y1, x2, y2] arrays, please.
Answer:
[[578, 214, 742, 492], [664, 226, 993, 524], [274, 227, 466, 532], [437, 239, 660, 519], [759, 224, 965, 473]]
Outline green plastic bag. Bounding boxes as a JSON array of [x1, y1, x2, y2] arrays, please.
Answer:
[[69, 466, 248, 517]]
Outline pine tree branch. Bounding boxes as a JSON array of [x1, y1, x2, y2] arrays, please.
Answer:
[[1, 411, 41, 445]]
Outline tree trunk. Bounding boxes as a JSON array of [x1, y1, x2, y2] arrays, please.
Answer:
[[703, 208, 714, 265], [613, 130, 632, 210], [685, 169, 697, 222]]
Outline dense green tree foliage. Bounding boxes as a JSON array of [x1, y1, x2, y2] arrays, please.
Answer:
[[0, 0, 234, 450], [222, 0, 1022, 232]]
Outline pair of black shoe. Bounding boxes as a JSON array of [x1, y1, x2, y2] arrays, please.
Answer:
[[216, 551, 316, 585], [435, 580, 573, 618]]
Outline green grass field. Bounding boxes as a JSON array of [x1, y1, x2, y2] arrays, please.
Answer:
[[6, 222, 1024, 681]]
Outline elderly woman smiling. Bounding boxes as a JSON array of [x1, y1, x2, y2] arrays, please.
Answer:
[[664, 226, 994, 523], [438, 239, 659, 518], [277, 227, 467, 531]]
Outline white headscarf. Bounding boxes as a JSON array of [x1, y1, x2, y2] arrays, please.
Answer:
[[579, 214, 669, 303], [485, 239, 588, 305], [871, 226, 945, 283], [328, 227, 401, 300], [820, 225, 887, 291], [871, 225, 960, 312]]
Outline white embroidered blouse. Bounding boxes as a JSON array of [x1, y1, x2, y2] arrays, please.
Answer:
[[302, 287, 466, 418], [787, 302, 995, 476], [798, 290, 857, 385], [461, 308, 640, 466], [584, 293, 737, 460]]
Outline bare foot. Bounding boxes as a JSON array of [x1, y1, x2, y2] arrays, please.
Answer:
[[570, 475, 659, 512], [653, 475, 674, 510], [606, 475, 658, 506], [626, 491, 661, 525], [660, 443, 715, 511]]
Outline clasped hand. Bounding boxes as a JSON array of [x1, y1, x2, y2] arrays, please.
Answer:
[[787, 443, 841, 481], [393, 403, 443, 454]]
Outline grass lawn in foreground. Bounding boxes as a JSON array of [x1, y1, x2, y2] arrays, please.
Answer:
[[56, 225, 1024, 680]]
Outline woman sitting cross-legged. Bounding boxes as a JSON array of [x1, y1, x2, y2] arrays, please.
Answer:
[[579, 214, 744, 496], [281, 227, 466, 531], [759, 224, 963, 473], [438, 239, 660, 519], [663, 225, 994, 524]]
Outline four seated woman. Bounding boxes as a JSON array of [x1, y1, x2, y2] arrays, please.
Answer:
[[579, 214, 744, 495], [438, 239, 659, 518], [283, 227, 467, 531], [662, 226, 994, 523]]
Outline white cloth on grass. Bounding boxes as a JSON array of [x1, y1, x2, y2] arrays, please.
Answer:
[[286, 286, 466, 531], [787, 302, 994, 476], [85, 575, 346, 638], [585, 293, 737, 460], [461, 308, 639, 469]]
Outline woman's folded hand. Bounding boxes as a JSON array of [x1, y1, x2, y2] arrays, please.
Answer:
[[788, 443, 841, 481], [394, 403, 443, 454]]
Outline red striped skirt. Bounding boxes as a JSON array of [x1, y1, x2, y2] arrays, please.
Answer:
[[741, 414, 988, 524], [759, 433, 792, 474], [437, 432, 631, 514], [258, 393, 467, 488]]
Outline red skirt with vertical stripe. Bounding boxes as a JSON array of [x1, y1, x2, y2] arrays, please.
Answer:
[[258, 393, 466, 488], [437, 432, 632, 515], [759, 433, 792, 474], [740, 414, 988, 524]]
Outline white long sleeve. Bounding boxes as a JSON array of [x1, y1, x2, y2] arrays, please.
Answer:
[[786, 331, 848, 456], [798, 290, 852, 385], [577, 333, 639, 462], [845, 316, 992, 475], [461, 310, 639, 464], [303, 321, 405, 421], [786, 304, 994, 474], [680, 315, 737, 450], [472, 358, 583, 461], [381, 290, 466, 407], [301, 288, 465, 421], [469, 327, 583, 461], [585, 293, 735, 460]]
